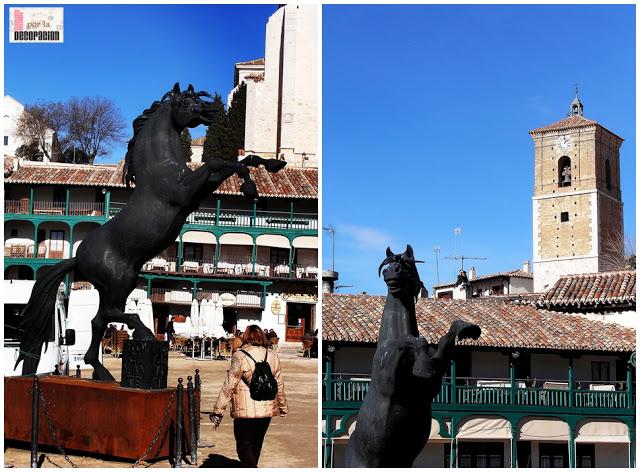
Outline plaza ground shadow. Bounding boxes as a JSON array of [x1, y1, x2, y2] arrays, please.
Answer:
[[199, 453, 242, 467]]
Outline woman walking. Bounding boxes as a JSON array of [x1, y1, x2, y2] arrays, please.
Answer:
[[209, 325, 288, 467]]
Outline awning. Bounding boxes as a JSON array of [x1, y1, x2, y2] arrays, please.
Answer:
[[429, 418, 452, 443], [519, 417, 569, 441], [256, 234, 290, 249], [292, 236, 318, 249], [176, 231, 217, 244], [219, 233, 253, 246], [457, 416, 511, 440], [575, 419, 629, 443]]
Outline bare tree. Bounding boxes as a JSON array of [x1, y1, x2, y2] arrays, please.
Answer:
[[15, 104, 56, 161], [600, 226, 635, 271], [66, 97, 127, 164]]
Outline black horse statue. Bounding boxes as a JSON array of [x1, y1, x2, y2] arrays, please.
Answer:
[[16, 83, 286, 381], [345, 245, 481, 467]]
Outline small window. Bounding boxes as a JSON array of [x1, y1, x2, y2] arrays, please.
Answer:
[[605, 159, 612, 191], [3, 136, 8, 146], [560, 212, 569, 222]]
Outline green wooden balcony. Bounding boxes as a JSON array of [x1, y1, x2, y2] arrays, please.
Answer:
[[323, 374, 634, 411]]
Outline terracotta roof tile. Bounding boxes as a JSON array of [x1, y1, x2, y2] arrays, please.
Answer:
[[5, 160, 317, 199], [236, 58, 265, 66], [323, 293, 635, 352], [538, 270, 636, 309], [530, 115, 598, 134], [434, 268, 533, 289], [4, 156, 15, 177]]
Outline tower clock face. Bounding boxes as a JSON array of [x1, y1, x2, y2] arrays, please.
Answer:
[[556, 136, 571, 149]]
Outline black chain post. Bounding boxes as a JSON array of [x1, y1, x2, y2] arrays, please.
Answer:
[[194, 369, 201, 445], [187, 376, 197, 464], [30, 376, 40, 468], [175, 378, 184, 468], [75, 365, 81, 378]]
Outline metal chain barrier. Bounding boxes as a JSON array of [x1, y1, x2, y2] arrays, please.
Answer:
[[38, 388, 78, 468], [131, 389, 177, 468]]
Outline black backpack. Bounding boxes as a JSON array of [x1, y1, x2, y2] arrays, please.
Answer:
[[240, 348, 278, 401]]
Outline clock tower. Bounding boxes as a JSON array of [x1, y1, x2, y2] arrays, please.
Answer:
[[529, 92, 625, 292]]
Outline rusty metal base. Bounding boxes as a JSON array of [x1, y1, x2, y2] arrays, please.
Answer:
[[4, 375, 192, 461]]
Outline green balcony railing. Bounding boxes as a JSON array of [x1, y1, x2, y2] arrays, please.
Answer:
[[323, 374, 634, 410]]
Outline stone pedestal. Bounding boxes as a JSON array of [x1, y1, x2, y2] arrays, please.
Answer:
[[121, 340, 169, 389]]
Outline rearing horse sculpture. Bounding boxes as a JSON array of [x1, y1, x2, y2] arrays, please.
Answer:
[[345, 245, 481, 467], [17, 83, 286, 381]]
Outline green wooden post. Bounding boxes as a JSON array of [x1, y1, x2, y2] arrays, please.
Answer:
[[324, 417, 333, 468], [510, 422, 518, 467], [177, 232, 184, 272], [568, 427, 575, 468], [29, 186, 35, 214], [214, 242, 221, 273], [629, 423, 635, 467], [568, 358, 574, 408], [261, 284, 267, 309], [65, 188, 70, 215], [192, 281, 198, 299], [32, 222, 39, 258], [451, 360, 457, 405], [65, 274, 70, 297], [325, 357, 333, 401], [626, 357, 633, 409], [146, 278, 152, 298], [289, 201, 294, 228], [450, 418, 458, 468], [251, 201, 257, 227], [104, 189, 111, 218], [510, 357, 516, 405], [288, 245, 295, 277], [68, 225, 74, 258], [251, 236, 257, 274], [215, 199, 220, 226]]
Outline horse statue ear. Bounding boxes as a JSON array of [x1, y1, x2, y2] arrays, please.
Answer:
[[386, 247, 394, 258], [405, 244, 414, 260], [173, 82, 181, 94], [187, 84, 195, 93]]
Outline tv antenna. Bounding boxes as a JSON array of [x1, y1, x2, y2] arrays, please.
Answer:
[[323, 225, 336, 271], [444, 254, 487, 271]]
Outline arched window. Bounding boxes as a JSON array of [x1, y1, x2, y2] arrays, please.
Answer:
[[558, 156, 572, 187], [605, 159, 612, 191]]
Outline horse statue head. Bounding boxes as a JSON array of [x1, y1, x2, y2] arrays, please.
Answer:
[[162, 82, 217, 131], [378, 245, 426, 301]]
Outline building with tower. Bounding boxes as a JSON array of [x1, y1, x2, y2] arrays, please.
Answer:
[[530, 93, 625, 292]]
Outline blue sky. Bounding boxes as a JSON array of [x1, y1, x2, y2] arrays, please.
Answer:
[[322, 5, 636, 296], [5, 4, 276, 162]]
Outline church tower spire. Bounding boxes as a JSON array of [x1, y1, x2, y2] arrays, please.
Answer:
[[569, 84, 584, 117]]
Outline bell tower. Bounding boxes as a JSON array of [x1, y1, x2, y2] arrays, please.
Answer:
[[530, 92, 624, 292]]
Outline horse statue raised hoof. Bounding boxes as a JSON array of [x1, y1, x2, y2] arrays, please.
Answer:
[[16, 83, 287, 381], [345, 245, 481, 468]]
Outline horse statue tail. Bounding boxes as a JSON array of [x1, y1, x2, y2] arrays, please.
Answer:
[[16, 257, 77, 375]]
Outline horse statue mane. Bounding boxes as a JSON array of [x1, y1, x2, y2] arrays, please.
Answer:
[[345, 245, 481, 467]]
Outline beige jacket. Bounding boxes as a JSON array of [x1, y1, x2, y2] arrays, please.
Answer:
[[213, 344, 288, 419]]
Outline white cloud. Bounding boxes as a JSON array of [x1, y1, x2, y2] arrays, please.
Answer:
[[337, 223, 397, 252]]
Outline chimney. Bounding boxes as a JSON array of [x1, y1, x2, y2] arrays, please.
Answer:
[[322, 270, 339, 294], [523, 261, 531, 274], [468, 267, 477, 280]]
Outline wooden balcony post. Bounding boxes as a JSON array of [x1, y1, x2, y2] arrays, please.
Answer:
[[510, 356, 516, 405], [29, 186, 34, 214], [324, 357, 333, 402], [65, 188, 70, 215], [251, 201, 257, 227], [626, 357, 633, 409], [251, 237, 257, 274], [146, 278, 152, 298], [568, 357, 574, 408], [104, 189, 111, 218], [214, 243, 220, 273], [510, 422, 517, 467], [450, 417, 458, 468], [68, 224, 74, 259], [451, 359, 457, 405], [629, 423, 636, 467], [177, 232, 184, 272], [568, 427, 575, 468], [289, 201, 294, 228], [288, 245, 295, 277], [215, 199, 220, 226], [192, 281, 198, 299], [32, 222, 39, 259]]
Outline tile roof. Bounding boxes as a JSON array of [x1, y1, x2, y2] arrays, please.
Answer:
[[236, 58, 265, 66], [5, 160, 318, 199], [529, 115, 623, 140], [244, 73, 265, 82], [434, 269, 533, 289], [322, 293, 635, 352], [4, 156, 15, 177], [538, 270, 636, 309]]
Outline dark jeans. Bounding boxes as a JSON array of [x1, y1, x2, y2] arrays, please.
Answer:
[[233, 417, 272, 467]]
